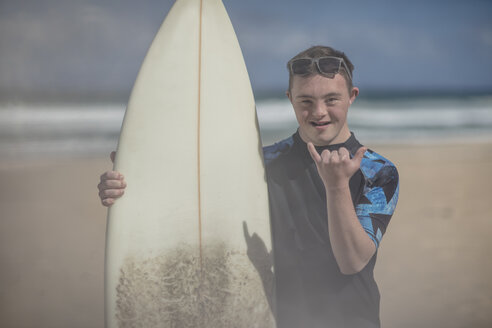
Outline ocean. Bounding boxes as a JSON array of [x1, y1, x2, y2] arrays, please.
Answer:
[[1, 93, 492, 160]]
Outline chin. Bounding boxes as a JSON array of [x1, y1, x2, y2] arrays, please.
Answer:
[[313, 131, 337, 145], [306, 135, 333, 146], [299, 126, 341, 146]]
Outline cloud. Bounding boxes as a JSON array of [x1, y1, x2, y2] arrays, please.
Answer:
[[239, 24, 314, 59], [0, 1, 162, 92], [1, 0, 491, 95]]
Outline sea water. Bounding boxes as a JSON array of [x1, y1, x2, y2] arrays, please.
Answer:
[[1, 93, 492, 160]]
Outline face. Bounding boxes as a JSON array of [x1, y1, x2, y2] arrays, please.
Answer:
[[287, 73, 358, 146]]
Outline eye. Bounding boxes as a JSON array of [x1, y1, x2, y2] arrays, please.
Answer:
[[325, 97, 338, 105]]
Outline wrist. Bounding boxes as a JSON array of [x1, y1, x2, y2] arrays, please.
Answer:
[[324, 180, 350, 193]]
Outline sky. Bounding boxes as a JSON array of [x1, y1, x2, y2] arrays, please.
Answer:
[[0, 0, 491, 101]]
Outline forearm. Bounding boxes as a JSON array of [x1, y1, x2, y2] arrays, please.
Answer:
[[326, 184, 376, 275], [305, 143, 374, 274]]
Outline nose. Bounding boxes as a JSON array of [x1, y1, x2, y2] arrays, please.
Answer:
[[312, 100, 327, 119]]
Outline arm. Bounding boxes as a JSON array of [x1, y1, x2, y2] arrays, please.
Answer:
[[307, 143, 375, 275], [97, 151, 127, 207]]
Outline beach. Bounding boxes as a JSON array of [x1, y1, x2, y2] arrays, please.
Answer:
[[1, 141, 491, 328], [375, 142, 492, 328]]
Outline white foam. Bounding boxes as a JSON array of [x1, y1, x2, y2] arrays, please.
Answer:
[[1, 96, 492, 158]]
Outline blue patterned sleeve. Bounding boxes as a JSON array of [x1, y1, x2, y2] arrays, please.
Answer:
[[262, 137, 294, 165], [355, 150, 399, 249]]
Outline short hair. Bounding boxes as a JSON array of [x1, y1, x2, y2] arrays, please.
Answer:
[[287, 45, 354, 92]]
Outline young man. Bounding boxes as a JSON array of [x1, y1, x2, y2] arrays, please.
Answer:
[[98, 46, 399, 328]]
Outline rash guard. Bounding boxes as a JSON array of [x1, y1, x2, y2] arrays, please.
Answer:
[[263, 131, 399, 328]]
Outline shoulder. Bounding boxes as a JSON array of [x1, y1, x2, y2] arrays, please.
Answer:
[[360, 149, 399, 187], [262, 135, 295, 166], [356, 149, 399, 248], [358, 149, 399, 211]]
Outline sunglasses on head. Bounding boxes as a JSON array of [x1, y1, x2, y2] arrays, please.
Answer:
[[289, 56, 352, 81]]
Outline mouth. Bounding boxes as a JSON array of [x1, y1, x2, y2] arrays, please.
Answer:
[[310, 121, 331, 127]]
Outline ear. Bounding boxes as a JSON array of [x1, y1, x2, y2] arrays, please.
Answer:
[[286, 90, 292, 102], [349, 87, 359, 105]]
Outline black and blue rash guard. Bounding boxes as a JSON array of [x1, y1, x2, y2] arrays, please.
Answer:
[[263, 131, 399, 328]]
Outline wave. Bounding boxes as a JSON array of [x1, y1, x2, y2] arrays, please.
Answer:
[[1, 95, 492, 158], [256, 98, 492, 129]]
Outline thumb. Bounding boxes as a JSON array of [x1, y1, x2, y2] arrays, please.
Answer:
[[353, 147, 367, 165]]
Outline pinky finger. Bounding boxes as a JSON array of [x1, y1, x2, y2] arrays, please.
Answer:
[[102, 198, 115, 207]]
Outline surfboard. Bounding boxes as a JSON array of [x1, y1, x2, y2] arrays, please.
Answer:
[[104, 0, 274, 327]]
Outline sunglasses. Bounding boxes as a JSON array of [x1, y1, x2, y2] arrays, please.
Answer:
[[289, 56, 352, 81]]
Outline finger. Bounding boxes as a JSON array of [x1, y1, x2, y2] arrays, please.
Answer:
[[110, 151, 116, 163], [100, 170, 123, 181], [320, 149, 331, 163], [101, 198, 115, 207], [307, 142, 321, 163], [103, 179, 127, 189], [97, 180, 124, 192], [353, 147, 368, 165], [338, 147, 350, 161], [100, 189, 125, 199], [329, 149, 340, 163]]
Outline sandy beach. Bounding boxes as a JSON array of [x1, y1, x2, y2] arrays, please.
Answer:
[[1, 142, 491, 328]]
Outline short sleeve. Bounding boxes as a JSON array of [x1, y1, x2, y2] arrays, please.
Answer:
[[355, 150, 399, 248]]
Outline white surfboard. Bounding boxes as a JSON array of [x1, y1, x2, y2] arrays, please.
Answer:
[[104, 0, 274, 327]]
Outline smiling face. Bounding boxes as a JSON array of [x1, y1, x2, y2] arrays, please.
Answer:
[[287, 73, 358, 146]]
